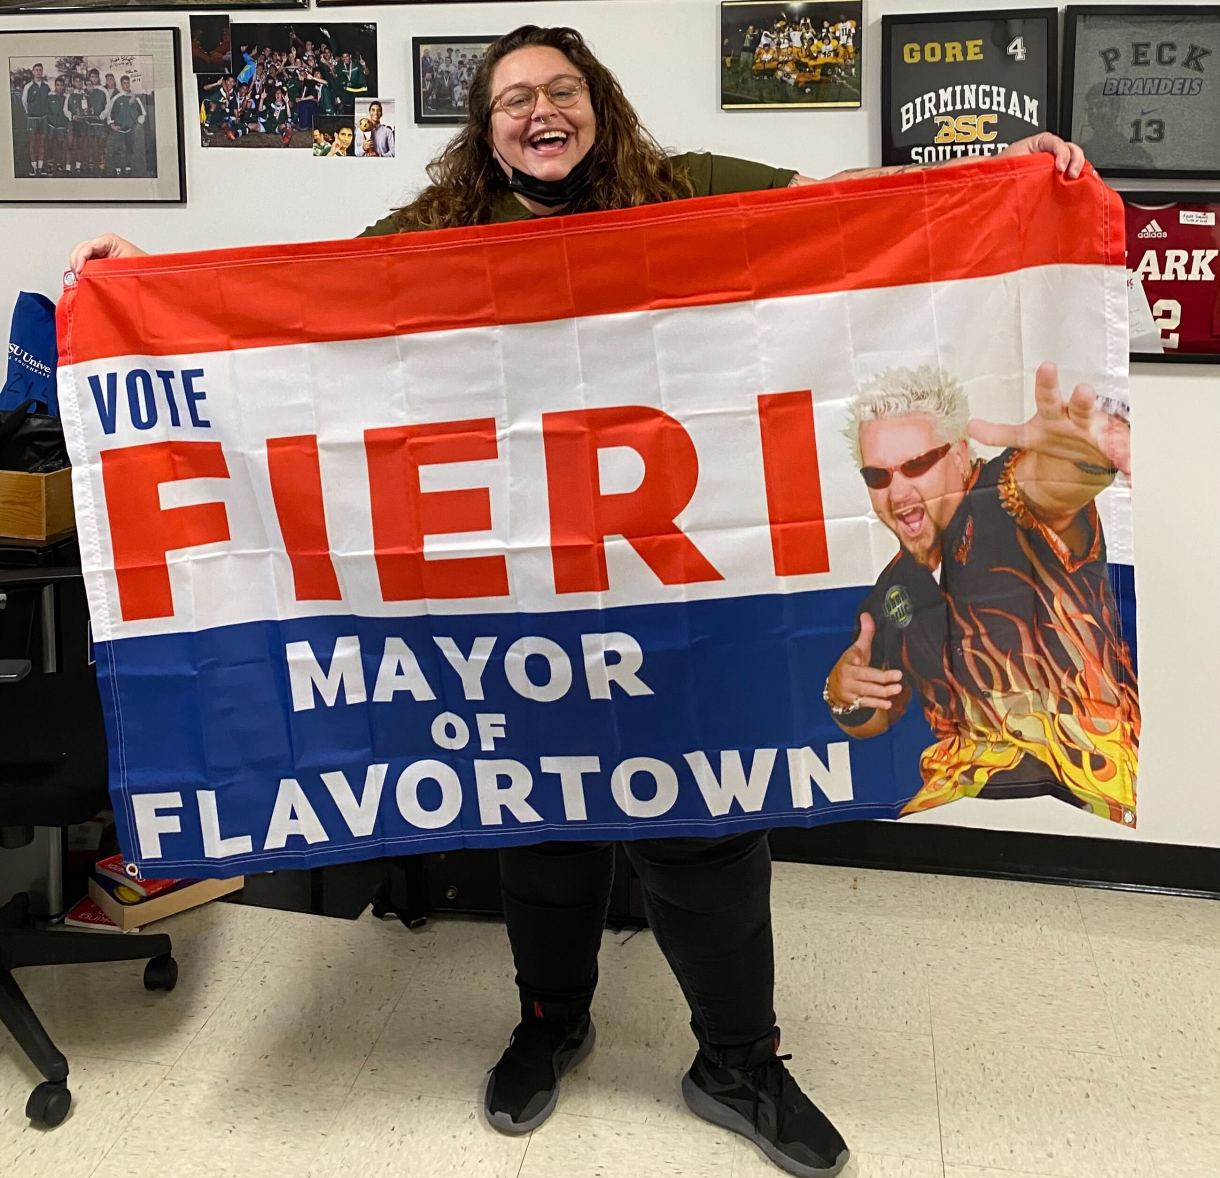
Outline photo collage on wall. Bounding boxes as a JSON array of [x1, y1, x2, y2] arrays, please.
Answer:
[[190, 16, 388, 158]]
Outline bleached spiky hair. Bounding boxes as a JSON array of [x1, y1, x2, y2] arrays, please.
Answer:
[[844, 366, 970, 468]]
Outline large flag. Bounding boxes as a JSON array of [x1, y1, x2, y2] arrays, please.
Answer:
[[57, 155, 1137, 879]]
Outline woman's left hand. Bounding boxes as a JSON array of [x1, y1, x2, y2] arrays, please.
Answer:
[[1000, 133, 1087, 179]]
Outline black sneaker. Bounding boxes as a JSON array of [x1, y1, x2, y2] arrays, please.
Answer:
[[483, 1001, 596, 1134], [682, 1029, 849, 1177]]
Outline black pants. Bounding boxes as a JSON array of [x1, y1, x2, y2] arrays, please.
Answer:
[[110, 127, 134, 171], [498, 832, 775, 1048]]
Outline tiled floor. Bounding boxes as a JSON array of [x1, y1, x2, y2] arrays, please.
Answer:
[[1, 863, 1217, 1178]]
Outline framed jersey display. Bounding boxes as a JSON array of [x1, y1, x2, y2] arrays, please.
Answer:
[[1122, 192, 1220, 363], [881, 8, 1057, 166], [1063, 5, 1220, 179], [720, 1, 863, 110], [0, 27, 185, 204]]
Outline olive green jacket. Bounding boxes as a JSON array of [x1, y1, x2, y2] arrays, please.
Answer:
[[358, 151, 796, 237]]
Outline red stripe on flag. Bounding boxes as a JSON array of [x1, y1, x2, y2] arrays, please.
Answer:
[[758, 391, 830, 578], [58, 158, 1125, 365]]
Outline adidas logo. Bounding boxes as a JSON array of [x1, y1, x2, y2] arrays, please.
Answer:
[[1137, 220, 1168, 239]]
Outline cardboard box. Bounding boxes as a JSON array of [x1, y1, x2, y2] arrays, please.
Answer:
[[89, 874, 244, 931], [0, 467, 74, 541]]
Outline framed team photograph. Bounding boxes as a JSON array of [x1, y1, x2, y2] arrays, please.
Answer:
[[1063, 5, 1220, 179], [0, 0, 304, 11], [198, 22, 377, 151], [720, 1, 862, 110], [413, 36, 494, 126], [0, 26, 184, 203], [356, 97, 394, 157], [881, 9, 1057, 166], [1121, 191, 1220, 364]]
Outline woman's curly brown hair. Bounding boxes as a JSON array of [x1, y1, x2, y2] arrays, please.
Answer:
[[394, 25, 693, 229]]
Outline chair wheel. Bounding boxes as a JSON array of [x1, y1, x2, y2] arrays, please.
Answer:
[[26, 1080, 71, 1127], [143, 953, 178, 991]]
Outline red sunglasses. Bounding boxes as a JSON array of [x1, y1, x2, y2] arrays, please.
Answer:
[[859, 442, 952, 490]]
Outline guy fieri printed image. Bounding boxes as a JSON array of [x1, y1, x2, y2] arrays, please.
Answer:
[[825, 364, 1137, 828]]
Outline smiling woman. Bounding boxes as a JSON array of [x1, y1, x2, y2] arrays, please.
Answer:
[[374, 25, 708, 233], [487, 69, 595, 204], [355, 31, 859, 1178], [347, 28, 1098, 1178]]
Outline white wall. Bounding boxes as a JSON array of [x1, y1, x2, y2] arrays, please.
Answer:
[[2, 0, 1217, 848]]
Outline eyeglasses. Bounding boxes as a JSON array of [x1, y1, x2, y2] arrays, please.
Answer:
[[490, 75, 586, 119], [859, 443, 952, 489]]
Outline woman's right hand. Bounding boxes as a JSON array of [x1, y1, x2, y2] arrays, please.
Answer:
[[68, 234, 148, 275]]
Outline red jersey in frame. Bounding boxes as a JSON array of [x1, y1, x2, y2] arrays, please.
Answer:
[[1125, 195, 1220, 357]]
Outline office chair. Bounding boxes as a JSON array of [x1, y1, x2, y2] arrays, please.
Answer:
[[0, 566, 177, 1127]]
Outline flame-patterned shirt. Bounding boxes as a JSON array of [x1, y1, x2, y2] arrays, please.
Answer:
[[855, 449, 1139, 826]]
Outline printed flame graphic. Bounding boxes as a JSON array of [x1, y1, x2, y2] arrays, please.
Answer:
[[901, 522, 1139, 825]]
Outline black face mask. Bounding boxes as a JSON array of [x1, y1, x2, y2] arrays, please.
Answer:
[[500, 145, 597, 209]]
